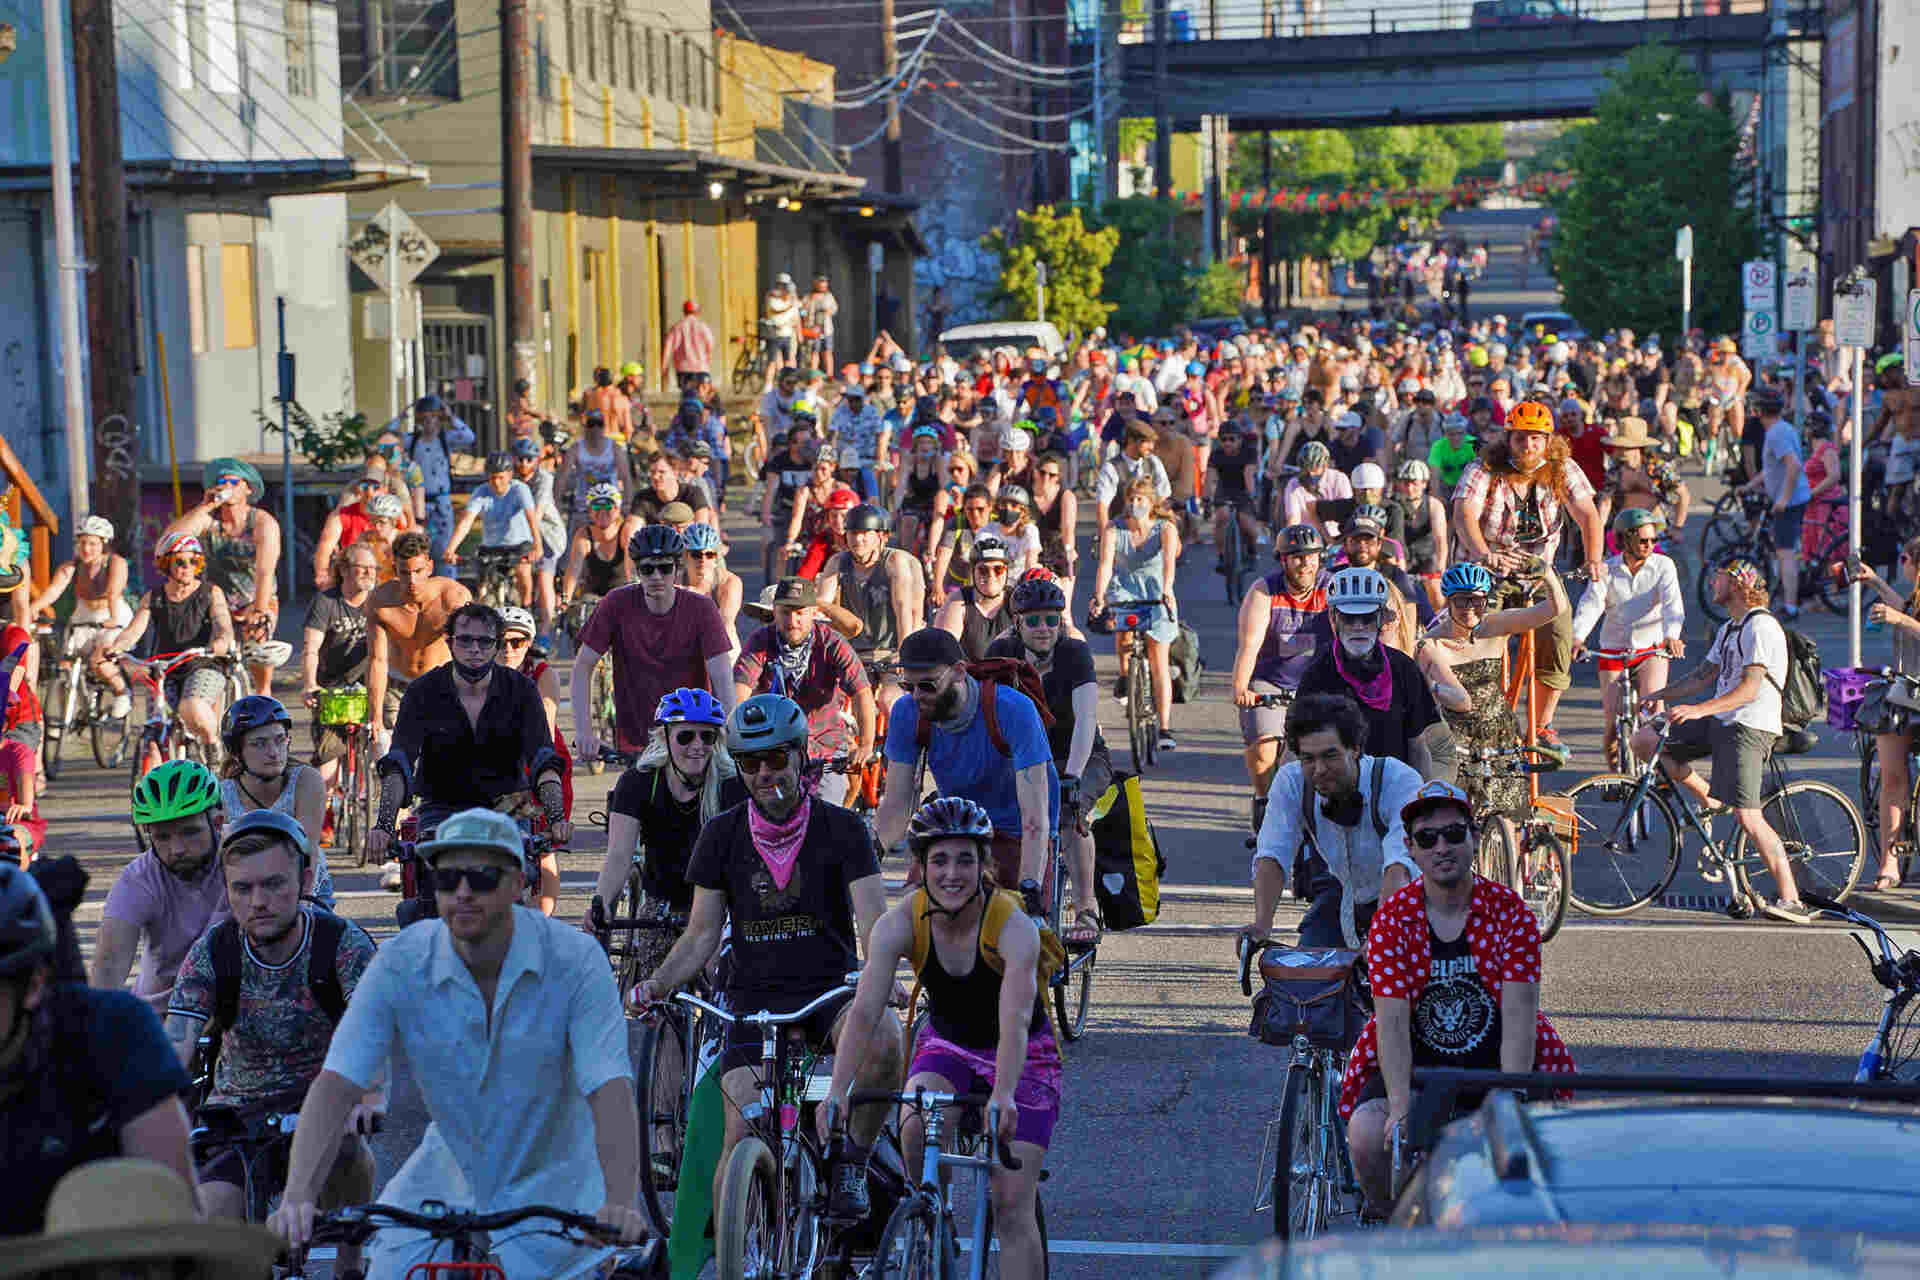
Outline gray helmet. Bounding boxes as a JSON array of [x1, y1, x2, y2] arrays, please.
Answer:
[[725, 693, 810, 760], [0, 864, 57, 979]]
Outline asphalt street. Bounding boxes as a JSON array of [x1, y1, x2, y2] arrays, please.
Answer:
[[44, 206, 1920, 1276]]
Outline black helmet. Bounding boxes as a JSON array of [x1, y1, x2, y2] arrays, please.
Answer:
[[1279, 523, 1326, 557], [1009, 575, 1067, 614], [1751, 386, 1786, 414], [0, 863, 56, 979], [846, 504, 889, 533], [221, 695, 293, 757], [907, 796, 995, 857], [485, 450, 514, 474], [628, 523, 687, 562], [220, 808, 314, 872], [1806, 408, 1834, 440]]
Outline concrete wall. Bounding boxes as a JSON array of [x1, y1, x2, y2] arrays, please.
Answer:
[[1877, 0, 1920, 245]]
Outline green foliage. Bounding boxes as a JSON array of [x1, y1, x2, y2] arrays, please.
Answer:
[[1093, 197, 1196, 335], [981, 204, 1120, 334], [1519, 120, 1588, 179], [257, 404, 376, 472], [1551, 45, 1761, 338], [1192, 261, 1246, 317]]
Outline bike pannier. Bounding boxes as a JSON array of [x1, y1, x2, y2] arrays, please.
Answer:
[[1088, 772, 1164, 930], [1248, 945, 1363, 1051]]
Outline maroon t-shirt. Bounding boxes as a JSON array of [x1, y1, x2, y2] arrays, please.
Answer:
[[732, 620, 869, 754], [580, 585, 731, 750]]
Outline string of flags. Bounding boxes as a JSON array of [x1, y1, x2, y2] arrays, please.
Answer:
[[1167, 171, 1575, 212]]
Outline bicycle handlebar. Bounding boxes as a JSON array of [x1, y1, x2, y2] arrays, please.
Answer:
[[671, 977, 858, 1025], [1802, 894, 1920, 992], [846, 1088, 1022, 1171], [302, 1201, 616, 1249], [1237, 933, 1258, 998]]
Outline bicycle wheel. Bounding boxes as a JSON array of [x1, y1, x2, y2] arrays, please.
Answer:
[[1273, 1060, 1327, 1240], [357, 732, 381, 866], [1474, 815, 1517, 889], [1126, 659, 1151, 774], [1223, 520, 1244, 607], [1859, 732, 1882, 870], [1697, 543, 1778, 624], [1052, 951, 1094, 1043], [871, 1197, 949, 1280], [39, 664, 72, 782], [1732, 778, 1867, 906], [715, 1135, 779, 1280], [1563, 772, 1682, 915], [1520, 828, 1571, 943], [965, 1169, 1048, 1280], [90, 679, 129, 770], [635, 1011, 689, 1235]]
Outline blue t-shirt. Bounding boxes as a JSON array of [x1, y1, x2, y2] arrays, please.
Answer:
[[470, 480, 537, 547], [885, 683, 1059, 838], [1762, 419, 1812, 508]]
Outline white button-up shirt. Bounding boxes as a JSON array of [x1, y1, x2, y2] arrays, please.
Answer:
[[325, 906, 632, 1280], [1570, 551, 1685, 652], [1253, 755, 1423, 948]]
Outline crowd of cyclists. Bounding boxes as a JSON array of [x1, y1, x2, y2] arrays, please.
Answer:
[[4, 287, 1920, 1275]]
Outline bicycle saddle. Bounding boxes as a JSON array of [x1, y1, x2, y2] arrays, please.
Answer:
[[1773, 725, 1819, 756]]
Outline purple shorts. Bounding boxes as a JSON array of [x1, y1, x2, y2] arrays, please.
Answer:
[[910, 1025, 1063, 1150]]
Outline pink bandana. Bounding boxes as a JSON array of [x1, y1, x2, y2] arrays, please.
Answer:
[[1332, 642, 1393, 711], [747, 792, 813, 891]]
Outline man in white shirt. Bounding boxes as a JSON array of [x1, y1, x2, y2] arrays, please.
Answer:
[[1631, 559, 1810, 923], [1571, 506, 1686, 770], [1093, 423, 1171, 522], [270, 808, 646, 1276]]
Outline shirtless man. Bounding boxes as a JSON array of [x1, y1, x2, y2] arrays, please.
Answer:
[[364, 529, 470, 750]]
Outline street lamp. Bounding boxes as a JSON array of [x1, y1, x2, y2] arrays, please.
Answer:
[[708, 180, 724, 200]]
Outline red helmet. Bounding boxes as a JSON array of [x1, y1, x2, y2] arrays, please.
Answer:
[[826, 487, 861, 512], [682, 299, 699, 314]]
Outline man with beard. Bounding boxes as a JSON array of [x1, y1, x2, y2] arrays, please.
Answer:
[[733, 577, 875, 806], [632, 695, 900, 1219], [166, 811, 380, 1272], [1295, 567, 1444, 780], [1231, 524, 1335, 802], [370, 603, 572, 927], [91, 760, 231, 1014], [815, 505, 927, 706], [1338, 780, 1575, 1214], [936, 533, 1016, 661], [1093, 423, 1171, 524], [1335, 505, 1422, 648]]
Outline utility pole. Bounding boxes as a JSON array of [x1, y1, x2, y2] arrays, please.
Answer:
[[71, 0, 135, 544], [43, 0, 89, 544], [881, 0, 901, 193], [502, 0, 536, 431], [1152, 0, 1170, 203]]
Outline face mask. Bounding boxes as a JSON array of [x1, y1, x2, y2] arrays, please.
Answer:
[[1128, 501, 1151, 521], [452, 657, 493, 684]]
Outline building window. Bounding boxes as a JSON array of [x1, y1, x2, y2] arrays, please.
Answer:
[[340, 0, 462, 98], [186, 246, 208, 353], [585, 7, 597, 81], [221, 244, 257, 350], [679, 38, 690, 107], [286, 0, 316, 95], [605, 12, 618, 87], [204, 0, 240, 93]]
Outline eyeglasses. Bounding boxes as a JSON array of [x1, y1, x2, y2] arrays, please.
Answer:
[[1020, 613, 1062, 627], [449, 633, 499, 650], [674, 728, 720, 746], [906, 676, 948, 694], [1410, 822, 1471, 849], [430, 864, 510, 893], [637, 561, 677, 577], [736, 748, 792, 773]]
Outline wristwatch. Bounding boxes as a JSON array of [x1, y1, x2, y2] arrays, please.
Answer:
[[1018, 878, 1044, 914]]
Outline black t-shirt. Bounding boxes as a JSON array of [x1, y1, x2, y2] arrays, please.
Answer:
[[760, 451, 813, 520], [303, 587, 368, 687], [1328, 425, 1385, 476], [985, 633, 1104, 763], [5, 985, 189, 1236], [1208, 449, 1255, 502], [1294, 644, 1441, 764], [1740, 415, 1767, 473], [1632, 364, 1669, 402], [1412, 923, 1502, 1069], [686, 799, 882, 1007], [610, 767, 750, 912], [631, 478, 716, 523]]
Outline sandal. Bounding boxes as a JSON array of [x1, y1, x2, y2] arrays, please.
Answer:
[[1870, 871, 1903, 892], [1063, 909, 1103, 948]]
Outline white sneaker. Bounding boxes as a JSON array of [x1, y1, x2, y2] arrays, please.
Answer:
[[380, 860, 403, 892], [109, 692, 131, 718]]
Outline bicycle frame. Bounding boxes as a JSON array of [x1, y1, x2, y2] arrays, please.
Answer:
[[1803, 895, 1920, 1083], [907, 1092, 1005, 1280]]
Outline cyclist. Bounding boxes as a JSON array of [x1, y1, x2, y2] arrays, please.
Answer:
[[1329, 505, 1421, 652], [1091, 477, 1182, 749], [759, 407, 820, 578], [1632, 558, 1810, 922], [1244, 692, 1421, 952], [162, 457, 282, 697], [91, 761, 231, 1013], [816, 504, 928, 703], [164, 811, 379, 1259], [1028, 451, 1081, 596], [1571, 508, 1685, 770], [627, 449, 717, 540], [892, 425, 951, 558], [937, 532, 1017, 662], [1282, 441, 1351, 538], [1093, 423, 1171, 525], [3, 863, 200, 1236], [931, 483, 1002, 597], [732, 577, 875, 806], [1391, 460, 1450, 611], [269, 807, 647, 1270], [1207, 423, 1262, 573], [310, 472, 390, 591], [1296, 566, 1446, 780], [370, 602, 570, 923], [444, 451, 541, 610], [1452, 397, 1605, 761], [1846, 537, 1920, 890], [354, 492, 408, 581], [560, 481, 629, 616], [216, 695, 332, 907], [105, 533, 236, 753], [1737, 387, 1811, 619], [630, 695, 900, 1216], [511, 435, 567, 643], [826, 797, 1054, 1274], [363, 530, 470, 756], [300, 542, 376, 838], [679, 522, 745, 656], [874, 628, 1060, 910], [988, 575, 1108, 946], [1231, 524, 1334, 800], [499, 605, 574, 835], [992, 484, 1045, 577], [1340, 780, 1576, 1214], [556, 405, 632, 529], [27, 514, 132, 721], [572, 524, 736, 761]]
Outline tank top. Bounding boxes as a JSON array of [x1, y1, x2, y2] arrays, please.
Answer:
[[958, 587, 1011, 662], [150, 581, 215, 653], [580, 540, 625, 597], [1034, 488, 1065, 547], [1398, 494, 1436, 570], [1253, 575, 1330, 688], [219, 764, 334, 907], [571, 436, 620, 511], [835, 550, 897, 655], [921, 917, 1047, 1050], [203, 509, 259, 606], [903, 466, 943, 513]]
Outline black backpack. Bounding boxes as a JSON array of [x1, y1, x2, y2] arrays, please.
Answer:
[[1737, 609, 1825, 730], [198, 911, 358, 1079]]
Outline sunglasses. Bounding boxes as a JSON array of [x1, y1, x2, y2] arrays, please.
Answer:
[[450, 633, 498, 649], [430, 864, 511, 893], [1020, 613, 1062, 627], [950, 468, 970, 477], [686, 549, 719, 560], [637, 561, 677, 577], [736, 748, 792, 773], [1448, 595, 1488, 612], [906, 676, 948, 694], [1411, 822, 1471, 849], [975, 563, 1008, 576], [501, 634, 533, 649], [674, 728, 720, 747], [589, 501, 618, 512]]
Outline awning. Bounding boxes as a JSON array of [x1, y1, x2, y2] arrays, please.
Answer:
[[0, 156, 427, 196], [532, 145, 863, 199], [817, 191, 929, 256]]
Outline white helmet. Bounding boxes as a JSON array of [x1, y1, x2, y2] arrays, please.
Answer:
[[79, 515, 114, 541], [497, 606, 537, 639], [1397, 459, 1431, 482], [1350, 462, 1386, 491], [1112, 372, 1135, 393], [366, 493, 405, 520], [1328, 566, 1391, 614]]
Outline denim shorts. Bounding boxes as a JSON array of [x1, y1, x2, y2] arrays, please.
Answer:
[[1770, 502, 1808, 552]]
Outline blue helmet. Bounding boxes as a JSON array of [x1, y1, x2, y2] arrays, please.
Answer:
[[682, 522, 723, 553], [1441, 562, 1496, 597], [1187, 360, 1207, 377], [1032, 405, 1058, 426], [655, 687, 726, 727]]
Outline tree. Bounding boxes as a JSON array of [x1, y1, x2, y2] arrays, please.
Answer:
[[982, 204, 1119, 334], [1093, 197, 1196, 335], [1192, 261, 1246, 317], [1551, 45, 1761, 339]]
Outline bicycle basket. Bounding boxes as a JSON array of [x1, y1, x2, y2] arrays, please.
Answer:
[[1533, 792, 1578, 847], [1824, 667, 1883, 733], [1249, 945, 1363, 1050], [315, 687, 369, 725]]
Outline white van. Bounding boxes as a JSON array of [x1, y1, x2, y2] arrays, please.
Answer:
[[937, 321, 1066, 360]]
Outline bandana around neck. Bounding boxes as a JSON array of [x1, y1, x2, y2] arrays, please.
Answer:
[[748, 792, 813, 891], [1333, 641, 1393, 710]]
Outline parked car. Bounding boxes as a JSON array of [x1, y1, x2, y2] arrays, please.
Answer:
[[1516, 309, 1585, 341], [1469, 0, 1579, 26], [937, 320, 1065, 360]]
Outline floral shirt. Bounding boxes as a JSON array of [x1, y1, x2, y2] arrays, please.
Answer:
[[1602, 453, 1684, 516], [1454, 458, 1593, 561]]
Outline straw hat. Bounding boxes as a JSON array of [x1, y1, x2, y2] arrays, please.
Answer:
[[1603, 416, 1656, 449], [0, 1159, 282, 1279]]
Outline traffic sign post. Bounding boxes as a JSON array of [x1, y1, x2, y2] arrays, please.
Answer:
[[1676, 226, 1694, 339], [1741, 307, 1777, 359], [1834, 274, 1876, 665], [348, 202, 441, 421], [1834, 279, 1877, 347], [1782, 268, 1816, 330]]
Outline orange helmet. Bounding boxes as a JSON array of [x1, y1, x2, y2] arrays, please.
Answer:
[[1507, 400, 1553, 434]]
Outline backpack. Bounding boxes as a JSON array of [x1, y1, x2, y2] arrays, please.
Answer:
[[902, 887, 1067, 1060], [1291, 755, 1389, 892], [196, 911, 357, 1083], [913, 658, 1055, 759], [1736, 609, 1825, 730]]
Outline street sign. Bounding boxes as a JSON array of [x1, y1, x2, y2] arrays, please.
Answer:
[[1675, 226, 1693, 261], [1783, 267, 1816, 330], [1742, 259, 1776, 309], [1906, 288, 1920, 386], [1742, 307, 1776, 358], [347, 201, 440, 293], [1834, 280, 1877, 347]]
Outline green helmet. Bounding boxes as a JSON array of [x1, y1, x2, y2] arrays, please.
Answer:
[[1611, 506, 1660, 541], [131, 759, 222, 826], [726, 693, 810, 760]]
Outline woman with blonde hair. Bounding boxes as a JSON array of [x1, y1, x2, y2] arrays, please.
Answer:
[[1090, 476, 1182, 752]]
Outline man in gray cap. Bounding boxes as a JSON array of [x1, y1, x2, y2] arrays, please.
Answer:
[[732, 577, 875, 805]]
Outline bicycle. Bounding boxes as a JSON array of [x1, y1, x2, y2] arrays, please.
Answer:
[[848, 1088, 1043, 1280], [312, 685, 378, 864], [466, 542, 535, 611], [282, 1202, 659, 1279], [1802, 893, 1920, 1083], [1851, 669, 1920, 887], [1216, 500, 1256, 607], [1100, 596, 1166, 773], [563, 596, 618, 769], [732, 327, 770, 396], [1696, 516, 1847, 623], [1034, 783, 1097, 1044], [1454, 743, 1572, 942], [118, 648, 240, 799], [35, 619, 131, 777], [1577, 645, 1668, 774], [1237, 937, 1364, 1241], [1698, 487, 1772, 562], [1563, 712, 1866, 918], [187, 1094, 384, 1228]]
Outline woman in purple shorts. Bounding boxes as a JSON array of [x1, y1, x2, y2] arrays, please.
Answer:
[[826, 796, 1057, 1280]]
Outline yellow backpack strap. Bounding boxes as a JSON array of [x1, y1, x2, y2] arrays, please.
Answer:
[[979, 889, 1069, 1053], [901, 887, 932, 1088]]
